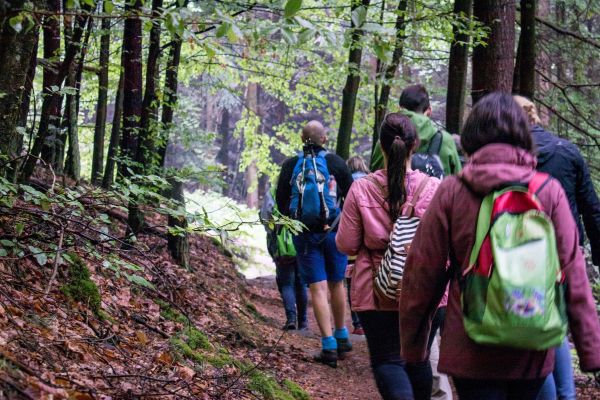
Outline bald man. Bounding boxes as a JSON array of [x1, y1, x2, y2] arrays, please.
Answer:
[[276, 120, 354, 367]]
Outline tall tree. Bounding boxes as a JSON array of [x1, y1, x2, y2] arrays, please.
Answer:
[[102, 69, 124, 189], [91, 16, 110, 185], [445, 0, 472, 134], [336, 0, 371, 160], [0, 1, 39, 178], [245, 82, 259, 209], [372, 0, 407, 154], [471, 0, 516, 104], [121, 0, 144, 237], [513, 0, 536, 98]]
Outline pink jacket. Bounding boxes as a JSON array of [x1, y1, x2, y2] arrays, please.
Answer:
[[336, 169, 441, 311]]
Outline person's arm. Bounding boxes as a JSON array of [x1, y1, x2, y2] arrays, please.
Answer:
[[400, 178, 454, 362], [548, 180, 600, 372], [335, 184, 363, 256], [275, 158, 295, 216], [574, 152, 600, 266], [442, 132, 462, 175]]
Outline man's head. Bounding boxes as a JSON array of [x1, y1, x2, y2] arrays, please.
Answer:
[[302, 120, 327, 146], [399, 84, 432, 116]]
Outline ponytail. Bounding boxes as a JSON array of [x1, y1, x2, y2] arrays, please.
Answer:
[[379, 113, 419, 221]]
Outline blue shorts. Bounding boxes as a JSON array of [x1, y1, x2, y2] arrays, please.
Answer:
[[293, 232, 347, 284]]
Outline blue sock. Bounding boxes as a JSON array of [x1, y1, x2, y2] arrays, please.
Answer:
[[334, 327, 349, 340], [321, 336, 337, 351]]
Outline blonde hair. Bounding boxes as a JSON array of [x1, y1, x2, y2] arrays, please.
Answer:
[[347, 155, 369, 174], [513, 95, 542, 126]]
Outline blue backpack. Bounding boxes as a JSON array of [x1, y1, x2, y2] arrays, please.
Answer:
[[289, 146, 339, 230]]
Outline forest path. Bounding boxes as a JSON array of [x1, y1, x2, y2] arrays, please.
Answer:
[[247, 276, 380, 400]]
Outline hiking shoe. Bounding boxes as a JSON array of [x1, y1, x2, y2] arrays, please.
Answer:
[[336, 338, 353, 358], [352, 327, 365, 336], [282, 321, 296, 330], [313, 349, 337, 368]]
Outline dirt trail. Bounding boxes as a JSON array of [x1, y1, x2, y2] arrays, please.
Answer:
[[248, 276, 380, 400]]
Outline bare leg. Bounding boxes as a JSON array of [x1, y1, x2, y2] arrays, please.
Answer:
[[309, 280, 332, 337], [328, 280, 347, 330]]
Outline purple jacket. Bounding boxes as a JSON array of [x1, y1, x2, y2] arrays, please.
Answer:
[[400, 144, 600, 379], [336, 169, 440, 311]]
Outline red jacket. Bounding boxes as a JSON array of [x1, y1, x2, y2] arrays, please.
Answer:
[[399, 143, 600, 379]]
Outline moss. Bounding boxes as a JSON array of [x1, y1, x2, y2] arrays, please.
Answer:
[[61, 253, 101, 314], [245, 301, 266, 322], [207, 353, 234, 368], [170, 337, 206, 365], [282, 380, 311, 400], [154, 299, 188, 324], [183, 326, 211, 351], [97, 309, 116, 323], [247, 371, 295, 400]]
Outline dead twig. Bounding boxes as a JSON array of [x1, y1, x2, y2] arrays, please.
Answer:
[[44, 222, 65, 297]]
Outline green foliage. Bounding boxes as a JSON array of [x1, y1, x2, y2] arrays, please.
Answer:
[[154, 299, 188, 324], [247, 370, 307, 400], [282, 379, 311, 400], [61, 253, 102, 315]]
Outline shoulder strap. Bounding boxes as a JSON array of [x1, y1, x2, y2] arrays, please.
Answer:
[[427, 130, 444, 156], [365, 174, 387, 197], [402, 177, 430, 217], [466, 192, 495, 275], [528, 172, 552, 196]]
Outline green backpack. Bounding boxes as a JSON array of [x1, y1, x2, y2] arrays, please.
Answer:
[[261, 188, 297, 259], [462, 173, 567, 350]]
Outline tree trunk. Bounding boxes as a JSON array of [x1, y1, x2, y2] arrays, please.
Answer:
[[102, 69, 124, 188], [122, 0, 144, 237], [0, 8, 39, 179], [372, 0, 407, 154], [91, 16, 110, 185], [21, 5, 91, 181], [216, 108, 231, 167], [245, 82, 260, 209], [514, 0, 536, 98], [158, 36, 183, 167], [39, 0, 62, 167], [16, 32, 39, 164], [445, 0, 472, 134], [471, 0, 516, 104], [136, 0, 162, 170], [167, 177, 189, 269], [336, 0, 371, 160]]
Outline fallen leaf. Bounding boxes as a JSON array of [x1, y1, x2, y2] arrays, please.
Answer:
[[135, 330, 148, 346]]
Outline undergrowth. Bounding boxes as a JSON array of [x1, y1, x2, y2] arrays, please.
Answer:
[[61, 253, 102, 315]]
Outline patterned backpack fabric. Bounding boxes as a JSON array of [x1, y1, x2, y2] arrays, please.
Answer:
[[366, 175, 430, 302], [411, 130, 444, 179], [462, 172, 567, 350]]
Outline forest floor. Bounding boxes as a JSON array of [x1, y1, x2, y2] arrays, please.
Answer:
[[0, 181, 598, 399]]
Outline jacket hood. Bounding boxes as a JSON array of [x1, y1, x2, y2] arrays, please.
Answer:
[[459, 144, 537, 195], [532, 125, 558, 165], [400, 109, 438, 143]]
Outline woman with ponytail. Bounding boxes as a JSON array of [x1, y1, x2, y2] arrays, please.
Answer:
[[336, 113, 440, 400]]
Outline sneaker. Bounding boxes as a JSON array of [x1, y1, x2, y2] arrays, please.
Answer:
[[282, 321, 296, 330], [313, 349, 337, 368], [336, 338, 353, 358], [352, 327, 365, 336]]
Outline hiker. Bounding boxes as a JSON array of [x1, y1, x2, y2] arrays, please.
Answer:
[[400, 92, 600, 400], [336, 113, 440, 400], [259, 186, 308, 331], [275, 120, 354, 368], [345, 155, 370, 336], [370, 84, 462, 176], [514, 95, 600, 400]]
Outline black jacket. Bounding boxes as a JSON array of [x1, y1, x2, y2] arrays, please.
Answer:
[[533, 125, 600, 265], [275, 146, 353, 230]]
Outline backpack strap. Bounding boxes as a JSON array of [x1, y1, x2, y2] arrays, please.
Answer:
[[528, 172, 552, 196], [465, 192, 494, 277], [427, 130, 444, 156], [402, 177, 430, 218]]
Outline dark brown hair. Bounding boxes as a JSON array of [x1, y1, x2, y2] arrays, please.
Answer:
[[399, 84, 430, 113], [461, 92, 533, 156], [379, 113, 419, 221]]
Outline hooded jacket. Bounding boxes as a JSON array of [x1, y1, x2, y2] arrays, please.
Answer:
[[370, 109, 462, 176], [336, 169, 440, 311], [533, 125, 600, 266], [399, 144, 600, 379]]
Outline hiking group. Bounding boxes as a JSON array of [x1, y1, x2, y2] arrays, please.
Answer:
[[260, 85, 600, 400]]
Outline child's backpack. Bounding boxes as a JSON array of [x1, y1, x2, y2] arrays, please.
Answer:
[[260, 188, 297, 259], [366, 175, 430, 302], [462, 172, 567, 350], [289, 145, 339, 230], [411, 130, 444, 179]]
